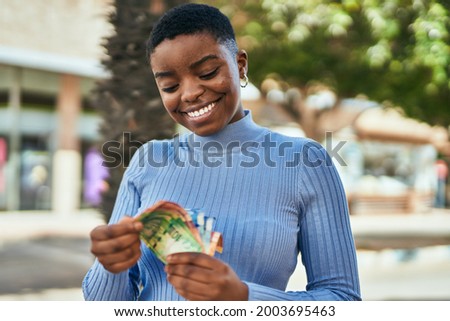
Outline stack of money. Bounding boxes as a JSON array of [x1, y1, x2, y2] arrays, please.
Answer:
[[135, 200, 223, 264]]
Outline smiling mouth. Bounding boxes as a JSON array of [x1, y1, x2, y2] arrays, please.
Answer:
[[186, 101, 218, 119]]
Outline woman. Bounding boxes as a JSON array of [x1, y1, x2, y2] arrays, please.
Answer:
[[82, 3, 361, 301]]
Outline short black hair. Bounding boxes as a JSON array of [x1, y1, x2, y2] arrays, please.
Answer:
[[147, 3, 238, 57]]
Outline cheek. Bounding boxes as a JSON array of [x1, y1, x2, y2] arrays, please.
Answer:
[[217, 74, 237, 93], [160, 93, 179, 113], [223, 75, 240, 98]]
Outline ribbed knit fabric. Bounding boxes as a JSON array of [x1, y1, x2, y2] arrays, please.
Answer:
[[82, 111, 361, 301]]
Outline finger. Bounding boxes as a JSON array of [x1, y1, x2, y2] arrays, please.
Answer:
[[183, 293, 209, 301], [91, 232, 141, 255], [90, 218, 141, 241], [166, 252, 218, 269], [176, 288, 209, 301], [167, 274, 215, 298], [97, 241, 141, 266], [165, 263, 216, 284], [102, 248, 141, 274]]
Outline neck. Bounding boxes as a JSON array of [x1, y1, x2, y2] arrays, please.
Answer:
[[189, 110, 265, 148]]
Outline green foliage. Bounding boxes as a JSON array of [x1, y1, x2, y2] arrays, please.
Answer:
[[203, 0, 450, 125]]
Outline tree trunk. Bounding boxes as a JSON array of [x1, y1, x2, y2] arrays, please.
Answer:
[[93, 0, 186, 222]]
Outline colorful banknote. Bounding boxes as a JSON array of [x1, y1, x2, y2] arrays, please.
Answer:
[[135, 200, 222, 264]]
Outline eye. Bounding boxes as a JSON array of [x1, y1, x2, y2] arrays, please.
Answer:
[[200, 68, 219, 80], [161, 84, 178, 93]]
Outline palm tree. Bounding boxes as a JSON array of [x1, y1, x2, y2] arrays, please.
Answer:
[[93, 0, 187, 221]]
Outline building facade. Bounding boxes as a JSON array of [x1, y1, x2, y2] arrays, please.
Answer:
[[0, 0, 113, 213]]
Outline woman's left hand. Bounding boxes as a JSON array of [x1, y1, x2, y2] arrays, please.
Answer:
[[165, 252, 248, 301]]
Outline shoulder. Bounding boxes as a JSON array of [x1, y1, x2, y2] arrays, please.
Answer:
[[263, 129, 326, 155], [262, 127, 311, 144]]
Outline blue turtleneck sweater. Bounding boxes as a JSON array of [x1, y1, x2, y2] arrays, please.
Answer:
[[82, 111, 361, 301]]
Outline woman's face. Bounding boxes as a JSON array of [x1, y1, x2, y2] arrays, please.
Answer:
[[150, 32, 247, 136]]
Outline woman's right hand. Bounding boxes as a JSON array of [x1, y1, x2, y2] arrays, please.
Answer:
[[90, 216, 143, 273]]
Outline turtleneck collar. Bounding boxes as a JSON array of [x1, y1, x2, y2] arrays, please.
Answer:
[[188, 110, 267, 148]]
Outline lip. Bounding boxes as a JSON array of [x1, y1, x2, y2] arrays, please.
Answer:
[[182, 97, 220, 114], [181, 97, 222, 123]]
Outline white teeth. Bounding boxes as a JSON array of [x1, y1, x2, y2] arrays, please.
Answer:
[[187, 102, 216, 118]]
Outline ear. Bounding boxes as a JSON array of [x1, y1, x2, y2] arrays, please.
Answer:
[[236, 49, 248, 79]]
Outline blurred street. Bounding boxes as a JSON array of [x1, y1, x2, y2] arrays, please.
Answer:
[[0, 210, 103, 300], [1, 209, 450, 301], [1, 0, 449, 305], [0, 237, 89, 300]]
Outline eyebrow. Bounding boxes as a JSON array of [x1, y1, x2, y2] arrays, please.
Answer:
[[154, 54, 219, 79], [154, 71, 174, 79], [190, 54, 219, 69]]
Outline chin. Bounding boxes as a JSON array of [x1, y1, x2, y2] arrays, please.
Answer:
[[192, 123, 223, 136], [192, 128, 216, 137]]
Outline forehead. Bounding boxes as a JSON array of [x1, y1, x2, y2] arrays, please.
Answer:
[[150, 32, 232, 71]]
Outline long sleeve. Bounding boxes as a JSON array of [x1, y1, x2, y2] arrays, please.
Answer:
[[82, 148, 144, 301], [245, 142, 361, 301], [82, 112, 361, 301]]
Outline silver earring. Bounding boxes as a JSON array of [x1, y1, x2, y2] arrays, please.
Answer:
[[240, 74, 249, 88]]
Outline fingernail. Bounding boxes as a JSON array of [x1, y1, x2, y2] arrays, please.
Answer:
[[166, 255, 173, 263]]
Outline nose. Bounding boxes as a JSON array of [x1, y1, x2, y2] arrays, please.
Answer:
[[181, 80, 204, 102]]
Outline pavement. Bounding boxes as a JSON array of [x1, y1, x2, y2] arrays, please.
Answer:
[[0, 209, 105, 243], [0, 209, 103, 301], [1, 209, 450, 301]]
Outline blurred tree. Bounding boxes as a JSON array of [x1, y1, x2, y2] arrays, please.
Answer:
[[93, 0, 186, 222], [204, 0, 449, 126]]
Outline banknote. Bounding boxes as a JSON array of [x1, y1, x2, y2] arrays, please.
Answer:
[[135, 200, 222, 264]]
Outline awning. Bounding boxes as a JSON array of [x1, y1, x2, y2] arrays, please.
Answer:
[[0, 45, 109, 79]]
